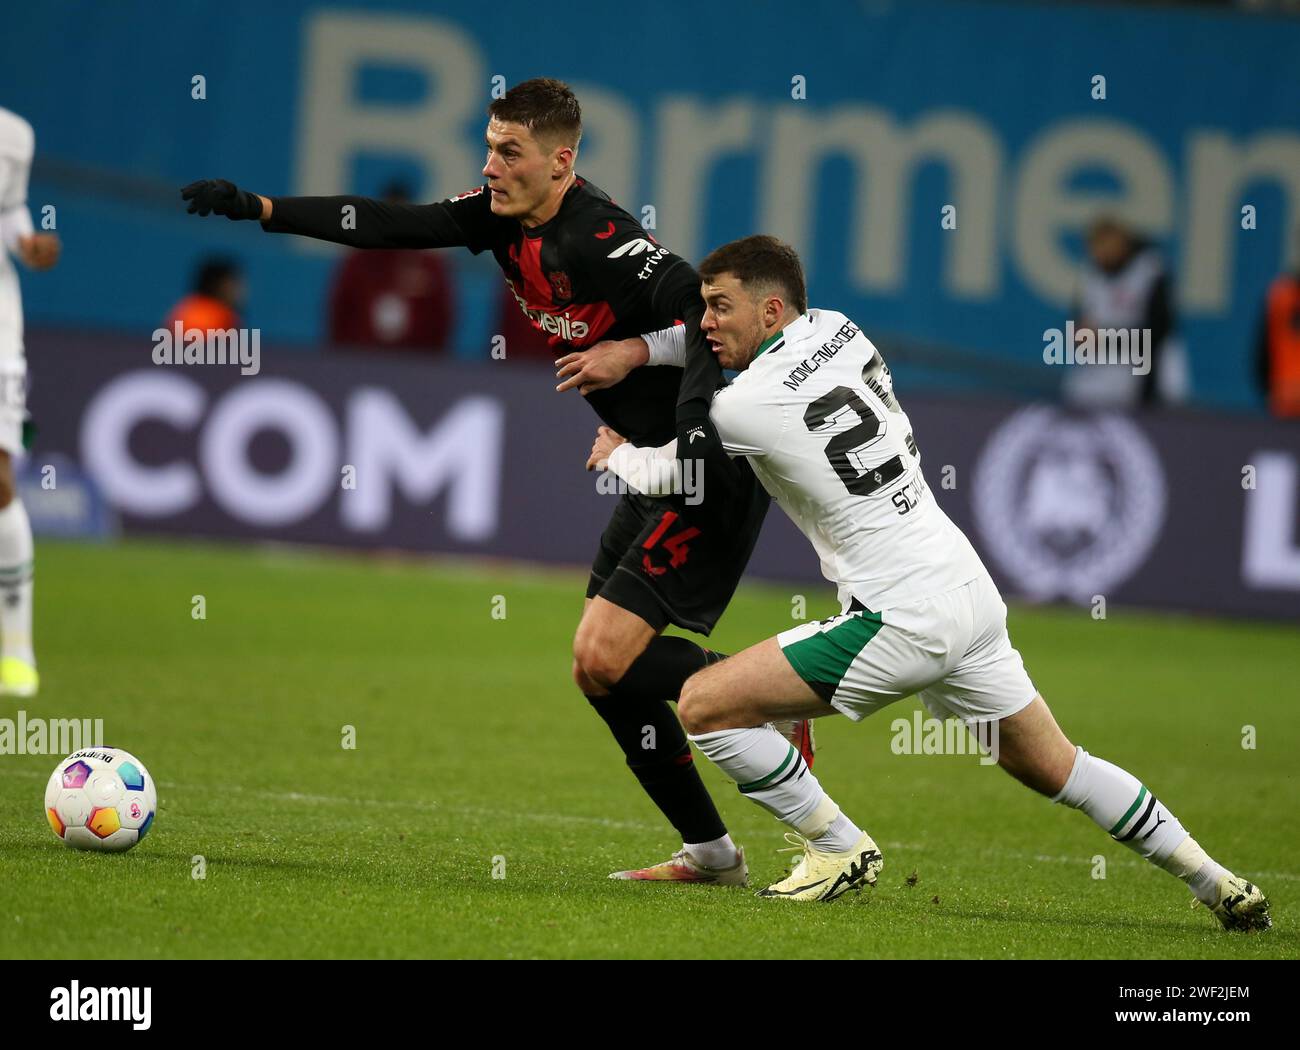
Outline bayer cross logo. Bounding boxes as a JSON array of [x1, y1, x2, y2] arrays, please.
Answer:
[[971, 407, 1166, 602]]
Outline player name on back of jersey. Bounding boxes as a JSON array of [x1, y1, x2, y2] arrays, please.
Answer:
[[782, 318, 862, 390]]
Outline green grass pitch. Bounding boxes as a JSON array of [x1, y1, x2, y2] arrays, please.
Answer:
[[0, 538, 1296, 959]]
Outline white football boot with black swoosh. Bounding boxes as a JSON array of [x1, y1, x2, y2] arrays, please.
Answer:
[[1206, 873, 1271, 932], [757, 830, 883, 902]]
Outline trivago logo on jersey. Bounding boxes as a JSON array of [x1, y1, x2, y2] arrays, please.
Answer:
[[606, 238, 670, 280], [606, 238, 657, 258]]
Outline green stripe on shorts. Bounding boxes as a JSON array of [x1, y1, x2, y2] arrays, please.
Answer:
[[782, 610, 884, 692]]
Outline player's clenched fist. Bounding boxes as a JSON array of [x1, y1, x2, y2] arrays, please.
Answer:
[[181, 179, 267, 221], [555, 337, 649, 395], [16, 233, 60, 271], [586, 426, 627, 471]]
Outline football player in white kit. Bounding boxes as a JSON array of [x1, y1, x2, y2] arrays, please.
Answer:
[[0, 107, 60, 697], [584, 235, 1269, 930]]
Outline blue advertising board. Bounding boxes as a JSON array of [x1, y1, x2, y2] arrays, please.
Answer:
[[2, 0, 1298, 407]]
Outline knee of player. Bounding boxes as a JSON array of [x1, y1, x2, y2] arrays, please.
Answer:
[[677, 673, 712, 734], [997, 745, 1072, 799], [571, 659, 598, 695], [571, 638, 627, 692], [1036, 745, 1077, 798]]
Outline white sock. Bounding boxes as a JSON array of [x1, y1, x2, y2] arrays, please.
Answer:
[[683, 833, 738, 869], [1164, 836, 1230, 906], [691, 725, 841, 838], [1052, 746, 1210, 877], [0, 498, 34, 665], [812, 812, 865, 854]]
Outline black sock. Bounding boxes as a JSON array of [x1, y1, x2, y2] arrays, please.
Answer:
[[616, 636, 728, 703], [585, 637, 729, 844]]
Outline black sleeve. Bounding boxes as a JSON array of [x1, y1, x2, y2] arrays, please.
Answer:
[[653, 266, 752, 528], [566, 206, 754, 521], [1256, 294, 1272, 400], [570, 207, 701, 327], [1147, 272, 1175, 351], [260, 185, 506, 253], [1141, 272, 1175, 406]]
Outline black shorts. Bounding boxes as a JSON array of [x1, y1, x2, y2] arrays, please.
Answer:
[[586, 481, 770, 636]]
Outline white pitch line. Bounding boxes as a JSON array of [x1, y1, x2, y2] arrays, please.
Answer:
[[6, 766, 1297, 881]]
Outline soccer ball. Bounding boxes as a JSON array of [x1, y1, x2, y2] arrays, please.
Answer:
[[45, 747, 157, 852]]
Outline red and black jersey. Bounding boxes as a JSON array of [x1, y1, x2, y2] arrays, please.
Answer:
[[263, 178, 701, 446]]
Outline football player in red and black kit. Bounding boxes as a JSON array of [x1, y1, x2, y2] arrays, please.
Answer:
[[181, 78, 810, 885]]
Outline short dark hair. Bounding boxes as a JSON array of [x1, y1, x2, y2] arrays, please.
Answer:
[[699, 235, 807, 314], [487, 78, 582, 149], [381, 178, 414, 204], [194, 256, 240, 297], [1087, 214, 1131, 244]]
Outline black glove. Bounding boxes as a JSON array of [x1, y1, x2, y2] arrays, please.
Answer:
[[181, 179, 264, 220]]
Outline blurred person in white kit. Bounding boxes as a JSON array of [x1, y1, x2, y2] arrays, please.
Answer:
[[1065, 216, 1189, 411], [0, 107, 61, 697]]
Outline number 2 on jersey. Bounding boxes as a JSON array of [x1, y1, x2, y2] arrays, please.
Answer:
[[804, 385, 919, 499], [803, 386, 888, 495]]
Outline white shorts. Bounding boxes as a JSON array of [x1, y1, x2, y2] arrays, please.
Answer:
[[777, 572, 1037, 725], [0, 356, 26, 457]]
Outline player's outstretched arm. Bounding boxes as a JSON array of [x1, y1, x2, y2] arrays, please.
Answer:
[[564, 226, 756, 515], [554, 321, 694, 394], [588, 426, 683, 497], [181, 179, 268, 221], [181, 178, 494, 251], [590, 340, 754, 519]]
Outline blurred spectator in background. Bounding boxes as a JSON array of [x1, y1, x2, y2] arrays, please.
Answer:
[[494, 281, 557, 361], [1064, 216, 1189, 411], [164, 256, 244, 331], [1255, 232, 1300, 419], [328, 180, 454, 353]]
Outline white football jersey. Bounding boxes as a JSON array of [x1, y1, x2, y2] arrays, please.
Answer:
[[612, 309, 987, 611], [0, 106, 35, 359]]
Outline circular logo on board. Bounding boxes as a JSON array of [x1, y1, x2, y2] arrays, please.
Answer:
[[971, 407, 1166, 602]]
